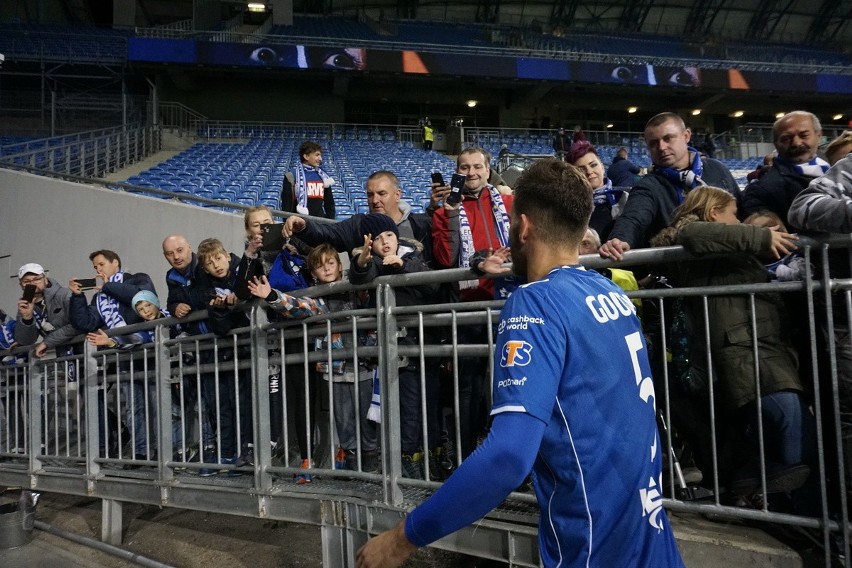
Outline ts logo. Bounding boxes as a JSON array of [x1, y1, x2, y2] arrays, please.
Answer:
[[500, 341, 533, 367]]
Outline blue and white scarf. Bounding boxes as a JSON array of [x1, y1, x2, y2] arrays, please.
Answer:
[[592, 178, 626, 207], [776, 155, 830, 179], [458, 185, 511, 290], [294, 163, 334, 215], [366, 368, 381, 423], [96, 272, 127, 331], [655, 148, 705, 204]]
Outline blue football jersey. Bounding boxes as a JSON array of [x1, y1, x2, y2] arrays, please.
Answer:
[[492, 265, 683, 567]]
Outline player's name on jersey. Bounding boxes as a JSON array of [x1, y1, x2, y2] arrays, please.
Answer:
[[585, 291, 636, 323]]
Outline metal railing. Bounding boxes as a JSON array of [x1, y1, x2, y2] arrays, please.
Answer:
[[0, 126, 161, 179], [1, 238, 851, 566]]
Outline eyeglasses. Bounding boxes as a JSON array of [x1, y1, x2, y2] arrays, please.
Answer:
[[20, 275, 44, 286]]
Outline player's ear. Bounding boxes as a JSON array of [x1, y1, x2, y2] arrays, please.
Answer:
[[517, 213, 534, 243]]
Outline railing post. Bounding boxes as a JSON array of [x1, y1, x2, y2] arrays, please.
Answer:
[[155, 325, 175, 483], [251, 304, 274, 491], [378, 284, 404, 506], [83, 341, 102, 478], [27, 355, 44, 475]]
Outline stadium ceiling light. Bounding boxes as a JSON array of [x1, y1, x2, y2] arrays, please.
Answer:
[[606, 123, 614, 128], [833, 113, 844, 121], [627, 106, 638, 114], [466, 100, 478, 108], [732, 111, 745, 118], [247, 3, 266, 12], [775, 112, 785, 119], [691, 109, 701, 116]]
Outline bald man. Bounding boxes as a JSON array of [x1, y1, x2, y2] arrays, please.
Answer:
[[162, 235, 202, 320]]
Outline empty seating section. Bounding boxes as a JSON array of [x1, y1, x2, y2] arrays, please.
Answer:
[[123, 132, 455, 219], [0, 23, 129, 62]]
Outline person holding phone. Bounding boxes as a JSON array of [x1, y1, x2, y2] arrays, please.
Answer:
[[14, 263, 77, 359], [430, 147, 514, 462]]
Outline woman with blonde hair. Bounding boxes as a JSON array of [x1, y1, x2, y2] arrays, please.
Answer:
[[652, 186, 816, 509]]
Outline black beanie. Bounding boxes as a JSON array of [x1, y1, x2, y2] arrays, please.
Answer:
[[360, 214, 399, 238]]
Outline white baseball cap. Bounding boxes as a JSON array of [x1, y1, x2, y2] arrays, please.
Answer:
[[18, 263, 45, 280]]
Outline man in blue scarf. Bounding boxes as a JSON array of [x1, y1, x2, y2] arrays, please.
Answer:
[[600, 112, 740, 260], [741, 110, 830, 228]]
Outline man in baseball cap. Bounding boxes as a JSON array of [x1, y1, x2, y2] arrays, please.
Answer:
[[15, 262, 77, 358]]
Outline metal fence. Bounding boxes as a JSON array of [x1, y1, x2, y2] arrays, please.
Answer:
[[0, 126, 161, 179], [1, 240, 851, 566]]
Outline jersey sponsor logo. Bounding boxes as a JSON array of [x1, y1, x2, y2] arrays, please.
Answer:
[[306, 180, 325, 198], [500, 340, 533, 367], [497, 315, 545, 334], [496, 376, 528, 388], [585, 291, 636, 323]]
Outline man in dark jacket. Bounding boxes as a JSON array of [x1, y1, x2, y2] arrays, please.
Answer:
[[68, 249, 158, 461], [741, 111, 829, 227], [600, 112, 740, 260], [606, 147, 643, 188]]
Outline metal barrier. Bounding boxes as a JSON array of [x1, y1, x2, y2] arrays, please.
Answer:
[[0, 126, 161, 179], [1, 239, 851, 566]]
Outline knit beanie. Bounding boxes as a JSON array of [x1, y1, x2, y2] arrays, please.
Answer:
[[132, 290, 161, 309], [360, 214, 399, 238]]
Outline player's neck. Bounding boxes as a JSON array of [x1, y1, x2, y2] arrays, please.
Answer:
[[527, 243, 579, 282]]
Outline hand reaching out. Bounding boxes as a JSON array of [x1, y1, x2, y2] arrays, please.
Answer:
[[767, 226, 798, 260], [247, 275, 273, 299], [358, 234, 374, 268], [283, 216, 306, 237], [476, 246, 512, 275]]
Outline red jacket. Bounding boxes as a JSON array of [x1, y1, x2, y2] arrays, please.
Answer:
[[432, 187, 514, 302]]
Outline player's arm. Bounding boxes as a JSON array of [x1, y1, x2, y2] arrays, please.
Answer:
[[356, 412, 544, 568]]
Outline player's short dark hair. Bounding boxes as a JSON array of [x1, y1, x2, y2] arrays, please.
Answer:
[[89, 249, 121, 269], [299, 141, 322, 160], [512, 158, 592, 247]]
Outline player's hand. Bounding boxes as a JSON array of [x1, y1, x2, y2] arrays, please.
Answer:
[[247, 275, 273, 299], [767, 226, 798, 260], [355, 520, 417, 568], [478, 246, 512, 275], [599, 238, 631, 261], [283, 216, 306, 237], [383, 255, 403, 268], [358, 234, 374, 268]]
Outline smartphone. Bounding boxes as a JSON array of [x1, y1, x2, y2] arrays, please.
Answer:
[[22, 284, 37, 303], [431, 172, 445, 186], [75, 278, 98, 290], [261, 223, 286, 251], [447, 173, 466, 206]]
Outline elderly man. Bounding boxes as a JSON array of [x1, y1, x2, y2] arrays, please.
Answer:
[[741, 111, 829, 225], [15, 263, 77, 359], [600, 112, 739, 260]]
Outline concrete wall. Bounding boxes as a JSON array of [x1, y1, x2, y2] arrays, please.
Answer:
[[0, 169, 247, 310]]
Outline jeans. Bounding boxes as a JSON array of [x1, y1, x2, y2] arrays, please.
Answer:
[[332, 378, 377, 453], [739, 389, 815, 466], [120, 380, 157, 457], [171, 377, 214, 451]]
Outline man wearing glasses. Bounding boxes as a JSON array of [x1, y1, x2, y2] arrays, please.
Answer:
[[15, 263, 77, 358]]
